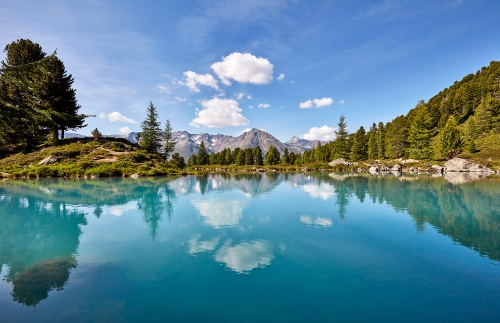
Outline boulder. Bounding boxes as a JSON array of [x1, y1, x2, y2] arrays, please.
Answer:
[[369, 166, 379, 173], [328, 158, 349, 166], [38, 156, 57, 165], [431, 165, 444, 173], [444, 158, 493, 173], [390, 164, 402, 172], [130, 173, 141, 179]]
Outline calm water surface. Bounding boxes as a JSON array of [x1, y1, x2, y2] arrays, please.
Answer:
[[1, 173, 500, 322]]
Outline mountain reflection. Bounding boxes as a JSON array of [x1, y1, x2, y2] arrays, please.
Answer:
[[1, 172, 500, 305]]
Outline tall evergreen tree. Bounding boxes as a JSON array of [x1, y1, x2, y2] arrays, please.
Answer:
[[439, 115, 463, 159], [163, 119, 176, 160], [281, 147, 290, 164], [350, 126, 367, 161], [265, 145, 280, 165], [139, 102, 162, 153], [188, 154, 197, 167], [197, 140, 209, 165], [254, 146, 264, 166], [376, 122, 385, 159], [367, 123, 377, 160], [244, 148, 254, 165], [407, 107, 433, 159], [236, 149, 245, 166], [333, 115, 349, 158]]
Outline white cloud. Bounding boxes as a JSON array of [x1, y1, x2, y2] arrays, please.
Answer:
[[300, 215, 333, 227], [188, 234, 220, 254], [119, 126, 132, 134], [277, 73, 285, 81], [249, 105, 254, 109], [107, 112, 136, 123], [190, 97, 250, 128], [299, 100, 313, 109], [191, 198, 250, 228], [214, 240, 274, 273], [339, 100, 345, 105], [299, 97, 334, 109], [182, 71, 220, 92], [247, 95, 252, 99], [303, 183, 336, 200], [99, 112, 106, 118], [235, 93, 245, 100], [175, 97, 187, 102], [258, 103, 270, 109], [211, 52, 273, 86], [156, 84, 170, 93], [302, 125, 336, 141]]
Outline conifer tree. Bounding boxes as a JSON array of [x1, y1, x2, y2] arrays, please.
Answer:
[[139, 102, 162, 153], [170, 153, 186, 169], [254, 147, 264, 166], [281, 147, 290, 164], [244, 148, 254, 165], [265, 145, 280, 165], [225, 148, 233, 165], [163, 119, 176, 160], [350, 126, 367, 161], [91, 128, 101, 140], [235, 149, 245, 166], [465, 116, 478, 139], [367, 123, 377, 160], [333, 115, 349, 158], [439, 115, 463, 159], [188, 154, 197, 167], [407, 107, 433, 159], [197, 140, 209, 165], [376, 122, 385, 159]]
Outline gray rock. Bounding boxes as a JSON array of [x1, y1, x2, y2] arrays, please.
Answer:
[[38, 156, 58, 165], [328, 158, 349, 166], [432, 165, 444, 173], [130, 173, 141, 179], [444, 158, 493, 173], [369, 166, 378, 173], [390, 164, 402, 172]]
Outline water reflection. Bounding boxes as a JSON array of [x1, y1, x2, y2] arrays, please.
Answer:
[[214, 240, 274, 273], [191, 199, 250, 228], [2, 173, 500, 307]]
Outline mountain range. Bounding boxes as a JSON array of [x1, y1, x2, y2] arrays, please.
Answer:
[[65, 128, 325, 161]]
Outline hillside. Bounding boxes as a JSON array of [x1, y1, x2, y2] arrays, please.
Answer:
[[0, 138, 185, 178]]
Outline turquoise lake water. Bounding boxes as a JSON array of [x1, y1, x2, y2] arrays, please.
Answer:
[[1, 173, 500, 322]]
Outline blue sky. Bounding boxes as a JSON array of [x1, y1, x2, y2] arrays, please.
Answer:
[[1, 0, 499, 141]]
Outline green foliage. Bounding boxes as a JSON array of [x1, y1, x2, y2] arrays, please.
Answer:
[[439, 116, 463, 159], [163, 119, 176, 160], [332, 115, 349, 158], [350, 126, 367, 161], [367, 123, 377, 160], [265, 145, 280, 165], [91, 128, 101, 140], [170, 153, 186, 169], [281, 147, 290, 165], [407, 106, 433, 159], [188, 154, 197, 167], [196, 141, 209, 165], [254, 147, 264, 166], [139, 102, 162, 154], [376, 122, 385, 159]]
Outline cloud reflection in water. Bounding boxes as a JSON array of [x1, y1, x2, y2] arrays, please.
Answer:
[[191, 199, 250, 228], [214, 240, 274, 273]]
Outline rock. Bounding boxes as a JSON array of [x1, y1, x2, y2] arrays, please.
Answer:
[[328, 158, 349, 166], [369, 166, 379, 173], [390, 164, 402, 172], [130, 173, 141, 179], [444, 158, 493, 173], [38, 156, 58, 165], [431, 165, 444, 173], [444, 173, 484, 184]]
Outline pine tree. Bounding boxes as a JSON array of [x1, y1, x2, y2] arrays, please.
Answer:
[[439, 115, 463, 159], [91, 128, 101, 140], [407, 107, 433, 159], [465, 116, 478, 139], [265, 145, 280, 165], [376, 122, 385, 159], [225, 148, 233, 165], [367, 123, 377, 160], [197, 140, 209, 165], [139, 102, 162, 153], [170, 153, 186, 169], [244, 148, 254, 165], [350, 126, 367, 161], [254, 147, 264, 165], [281, 147, 290, 165], [333, 115, 349, 158], [163, 119, 176, 160], [188, 154, 197, 167]]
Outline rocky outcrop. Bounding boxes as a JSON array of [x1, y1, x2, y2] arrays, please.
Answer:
[[328, 158, 358, 167], [130, 174, 141, 179], [444, 158, 493, 173], [38, 156, 58, 165]]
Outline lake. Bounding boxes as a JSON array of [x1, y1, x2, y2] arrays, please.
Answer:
[[1, 173, 500, 322]]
